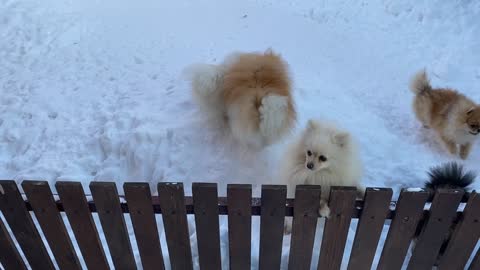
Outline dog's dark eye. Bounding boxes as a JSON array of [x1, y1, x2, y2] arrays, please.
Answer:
[[307, 150, 312, 156], [319, 155, 327, 162]]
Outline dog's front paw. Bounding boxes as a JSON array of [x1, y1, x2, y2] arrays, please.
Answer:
[[319, 204, 331, 218]]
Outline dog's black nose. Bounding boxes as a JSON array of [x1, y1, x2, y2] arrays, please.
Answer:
[[307, 162, 314, 170]]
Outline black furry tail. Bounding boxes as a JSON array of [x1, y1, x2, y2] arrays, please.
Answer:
[[424, 162, 476, 191]]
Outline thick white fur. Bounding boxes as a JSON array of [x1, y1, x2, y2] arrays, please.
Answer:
[[227, 96, 264, 148], [184, 63, 226, 126], [280, 119, 364, 220], [259, 95, 290, 145], [227, 94, 290, 148]]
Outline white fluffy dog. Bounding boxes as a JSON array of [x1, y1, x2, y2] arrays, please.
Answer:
[[280, 119, 364, 219]]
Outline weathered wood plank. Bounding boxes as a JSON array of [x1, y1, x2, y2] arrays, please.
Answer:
[[90, 182, 136, 270], [317, 186, 357, 270], [55, 181, 110, 270], [407, 189, 464, 270], [124, 182, 165, 270], [192, 183, 221, 270], [377, 189, 429, 270], [0, 216, 26, 270], [0, 180, 54, 270], [258, 185, 287, 270], [158, 183, 193, 270], [438, 192, 480, 270], [288, 185, 321, 270], [227, 184, 252, 270], [22, 181, 81, 270], [347, 188, 392, 270]]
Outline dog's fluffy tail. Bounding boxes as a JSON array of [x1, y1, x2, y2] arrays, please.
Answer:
[[410, 70, 432, 95], [424, 162, 476, 191], [258, 94, 293, 145], [184, 63, 225, 123]]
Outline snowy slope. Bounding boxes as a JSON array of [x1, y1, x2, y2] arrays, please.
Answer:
[[1, 0, 480, 269]]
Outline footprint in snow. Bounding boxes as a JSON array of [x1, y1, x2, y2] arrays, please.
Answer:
[[48, 112, 58, 119], [134, 57, 144, 65]]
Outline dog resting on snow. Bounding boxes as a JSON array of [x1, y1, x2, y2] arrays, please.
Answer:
[[186, 49, 296, 149]]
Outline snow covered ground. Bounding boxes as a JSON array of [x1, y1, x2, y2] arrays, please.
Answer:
[[1, 0, 480, 269]]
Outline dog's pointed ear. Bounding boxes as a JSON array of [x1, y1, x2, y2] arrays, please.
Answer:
[[332, 132, 350, 147], [467, 107, 476, 115]]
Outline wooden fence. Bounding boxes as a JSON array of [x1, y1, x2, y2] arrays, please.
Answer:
[[0, 180, 479, 270]]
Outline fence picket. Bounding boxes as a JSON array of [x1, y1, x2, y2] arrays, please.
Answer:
[[0, 216, 26, 270], [158, 183, 193, 270], [437, 191, 480, 270], [22, 181, 81, 270], [288, 185, 322, 270], [258, 185, 287, 270], [192, 183, 222, 270], [407, 189, 464, 270], [317, 186, 357, 270], [377, 189, 429, 270], [56, 181, 110, 270], [347, 188, 392, 270], [227, 184, 252, 270], [90, 182, 136, 270], [0, 180, 55, 270], [124, 183, 165, 270]]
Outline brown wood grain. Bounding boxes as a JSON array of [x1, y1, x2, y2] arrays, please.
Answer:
[[258, 185, 287, 270], [0, 216, 26, 270], [227, 184, 252, 270], [377, 189, 429, 270], [192, 183, 222, 270], [407, 189, 464, 270], [124, 182, 165, 270], [22, 181, 81, 270], [158, 183, 193, 270], [288, 185, 321, 270], [0, 180, 54, 270], [347, 188, 392, 270], [437, 191, 480, 270], [90, 182, 136, 270], [317, 186, 357, 270], [55, 181, 110, 270]]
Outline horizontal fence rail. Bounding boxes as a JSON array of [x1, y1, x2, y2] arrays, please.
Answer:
[[20, 191, 472, 218], [0, 180, 479, 270]]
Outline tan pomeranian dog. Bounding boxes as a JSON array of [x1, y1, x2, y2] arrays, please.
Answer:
[[280, 119, 364, 222], [186, 49, 296, 149], [410, 70, 480, 159]]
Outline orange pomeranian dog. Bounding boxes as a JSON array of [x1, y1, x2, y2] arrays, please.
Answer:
[[410, 70, 480, 159], [186, 49, 296, 149]]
